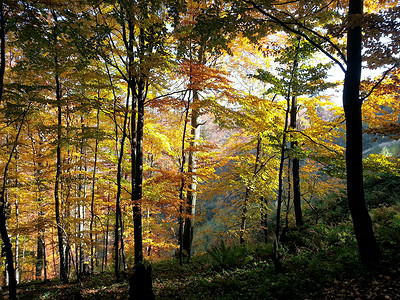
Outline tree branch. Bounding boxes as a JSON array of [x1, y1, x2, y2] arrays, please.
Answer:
[[277, 9, 347, 63], [287, 129, 341, 155], [244, 0, 347, 73], [360, 62, 400, 102]]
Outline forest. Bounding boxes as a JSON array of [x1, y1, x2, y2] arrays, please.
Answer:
[[0, 0, 399, 299]]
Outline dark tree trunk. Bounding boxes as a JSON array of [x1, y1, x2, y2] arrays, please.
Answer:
[[178, 93, 190, 266], [260, 196, 268, 243], [274, 131, 286, 273], [289, 95, 303, 227], [0, 4, 16, 298], [133, 85, 144, 266], [0, 114, 27, 299], [0, 195, 15, 299], [343, 0, 380, 265], [288, 37, 303, 227], [240, 187, 249, 245], [0, 0, 5, 103], [129, 263, 155, 300], [54, 60, 68, 285], [90, 106, 100, 274], [182, 98, 200, 260], [52, 11, 68, 284], [114, 92, 129, 281], [36, 232, 45, 280]]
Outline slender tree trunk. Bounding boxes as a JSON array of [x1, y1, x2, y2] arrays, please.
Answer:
[[36, 232, 45, 280], [54, 60, 67, 284], [182, 42, 204, 261], [0, 198, 15, 298], [114, 94, 129, 281], [274, 131, 286, 273], [120, 213, 127, 271], [43, 234, 47, 280], [0, 112, 27, 299], [240, 188, 249, 244], [13, 153, 20, 284], [90, 107, 100, 274], [260, 196, 268, 243], [0, 3, 16, 298], [288, 37, 303, 227], [343, 0, 380, 264], [77, 116, 87, 277], [20, 236, 25, 282], [106, 53, 130, 280], [14, 201, 19, 284], [32, 134, 46, 280], [178, 91, 191, 266], [132, 93, 144, 266], [52, 11, 68, 284], [274, 58, 296, 272], [103, 201, 111, 273], [132, 28, 146, 267], [0, 1, 5, 104], [182, 91, 200, 260], [289, 95, 303, 227]]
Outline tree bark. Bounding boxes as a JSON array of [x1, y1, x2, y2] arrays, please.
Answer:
[[260, 196, 268, 243], [183, 91, 200, 259], [132, 86, 144, 266], [0, 1, 5, 104], [114, 90, 129, 281], [0, 112, 27, 299], [90, 106, 100, 274], [343, 0, 380, 265], [178, 92, 190, 266], [289, 95, 303, 227], [0, 3, 16, 298], [52, 11, 68, 284], [182, 43, 204, 260]]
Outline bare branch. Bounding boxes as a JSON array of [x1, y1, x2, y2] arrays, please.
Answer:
[[277, 9, 347, 63], [361, 62, 400, 102], [244, 0, 347, 73], [287, 129, 341, 155]]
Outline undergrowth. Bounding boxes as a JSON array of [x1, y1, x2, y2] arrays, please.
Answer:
[[12, 217, 400, 299]]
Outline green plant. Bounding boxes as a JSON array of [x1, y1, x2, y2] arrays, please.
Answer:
[[206, 241, 252, 270], [371, 205, 400, 260]]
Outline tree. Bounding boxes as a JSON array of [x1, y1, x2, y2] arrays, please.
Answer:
[[343, 0, 380, 264], [0, 1, 26, 297], [242, 0, 400, 265]]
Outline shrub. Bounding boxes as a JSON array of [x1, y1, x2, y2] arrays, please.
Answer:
[[206, 241, 253, 270]]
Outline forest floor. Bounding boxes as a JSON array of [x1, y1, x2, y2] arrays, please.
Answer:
[[4, 242, 400, 299]]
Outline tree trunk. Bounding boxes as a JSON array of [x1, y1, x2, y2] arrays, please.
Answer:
[[274, 131, 286, 273], [103, 201, 111, 273], [0, 117, 27, 299], [182, 91, 201, 260], [288, 37, 303, 227], [182, 43, 204, 260], [0, 197, 16, 299], [114, 94, 129, 281], [0, 0, 5, 104], [90, 106, 100, 274], [54, 60, 68, 284], [343, 0, 380, 265], [0, 3, 16, 298], [14, 202, 19, 284], [178, 91, 190, 265], [289, 95, 303, 227], [36, 232, 45, 280], [260, 196, 268, 243], [52, 11, 68, 284]]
